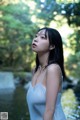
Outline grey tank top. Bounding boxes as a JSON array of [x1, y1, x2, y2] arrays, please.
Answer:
[[26, 72, 66, 120]]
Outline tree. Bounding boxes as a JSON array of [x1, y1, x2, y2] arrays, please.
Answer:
[[0, 1, 38, 71], [0, 0, 80, 78], [60, 2, 80, 79]]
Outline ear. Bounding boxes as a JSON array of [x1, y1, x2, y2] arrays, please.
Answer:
[[49, 45, 55, 50]]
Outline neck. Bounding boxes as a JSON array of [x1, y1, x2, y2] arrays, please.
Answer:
[[38, 52, 49, 67]]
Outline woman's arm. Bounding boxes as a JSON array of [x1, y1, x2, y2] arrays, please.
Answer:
[[43, 64, 62, 120]]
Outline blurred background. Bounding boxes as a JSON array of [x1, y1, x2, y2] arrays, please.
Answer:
[[0, 0, 80, 120]]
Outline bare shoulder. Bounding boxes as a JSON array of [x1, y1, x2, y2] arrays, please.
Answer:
[[46, 64, 62, 86], [47, 63, 62, 75]]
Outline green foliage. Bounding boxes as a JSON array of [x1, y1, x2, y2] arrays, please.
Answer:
[[58, 1, 80, 79], [65, 30, 80, 78], [0, 2, 38, 71], [65, 52, 80, 78], [62, 89, 78, 119], [0, 0, 80, 79]]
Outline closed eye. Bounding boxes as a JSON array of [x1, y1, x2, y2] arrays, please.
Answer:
[[41, 36, 46, 39], [34, 34, 46, 39]]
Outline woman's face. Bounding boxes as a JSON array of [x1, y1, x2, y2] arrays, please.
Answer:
[[32, 29, 50, 53]]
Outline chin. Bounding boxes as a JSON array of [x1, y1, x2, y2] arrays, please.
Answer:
[[32, 48, 37, 52]]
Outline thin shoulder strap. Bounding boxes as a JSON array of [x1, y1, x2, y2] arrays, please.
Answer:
[[40, 68, 47, 84]]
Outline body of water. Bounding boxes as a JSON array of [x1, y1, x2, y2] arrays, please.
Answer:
[[0, 86, 29, 120]]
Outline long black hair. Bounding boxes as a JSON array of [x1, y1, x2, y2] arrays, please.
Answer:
[[35, 27, 65, 78]]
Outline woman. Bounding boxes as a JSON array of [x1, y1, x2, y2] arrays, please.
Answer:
[[27, 27, 66, 120]]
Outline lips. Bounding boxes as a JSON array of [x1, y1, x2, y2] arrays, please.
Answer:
[[32, 43, 37, 47]]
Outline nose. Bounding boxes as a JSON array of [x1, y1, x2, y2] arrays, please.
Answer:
[[33, 38, 38, 43]]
